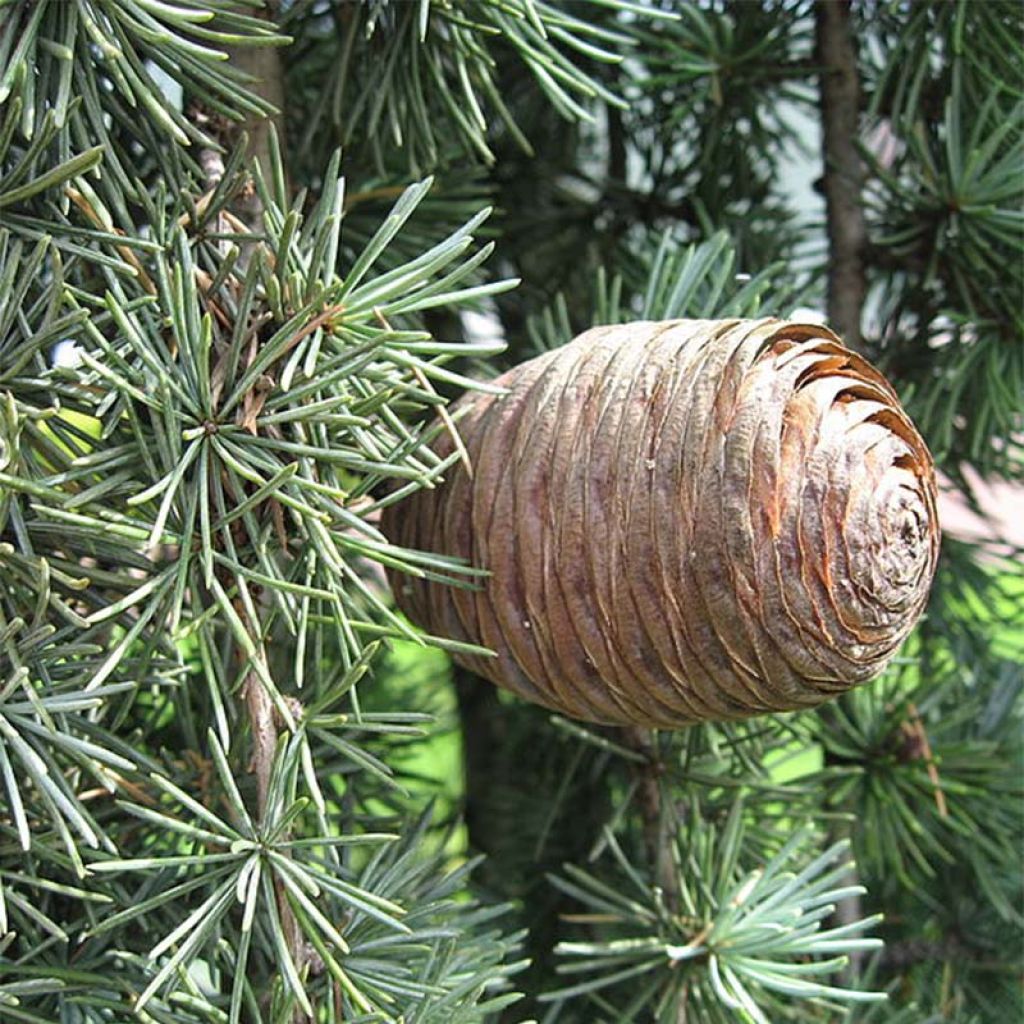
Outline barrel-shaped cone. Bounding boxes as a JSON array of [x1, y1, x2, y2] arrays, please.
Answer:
[[384, 319, 940, 728]]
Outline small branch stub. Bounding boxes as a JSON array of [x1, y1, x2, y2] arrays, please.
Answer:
[[384, 319, 940, 728]]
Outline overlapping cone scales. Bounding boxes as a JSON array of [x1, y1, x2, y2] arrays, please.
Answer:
[[385, 319, 940, 727]]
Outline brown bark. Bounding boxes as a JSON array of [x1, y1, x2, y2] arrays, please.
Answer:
[[624, 728, 679, 905], [244, 666, 276, 818], [223, 10, 307, 1014], [623, 726, 685, 1024], [816, 0, 867, 351], [228, 2, 287, 217], [240, 640, 307, 1017]]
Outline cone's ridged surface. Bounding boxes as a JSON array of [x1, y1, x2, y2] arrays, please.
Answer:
[[384, 319, 940, 727]]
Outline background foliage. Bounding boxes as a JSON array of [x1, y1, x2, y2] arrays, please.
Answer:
[[0, 1, 1020, 1022]]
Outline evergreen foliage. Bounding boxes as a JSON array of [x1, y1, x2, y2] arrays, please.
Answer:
[[0, 1, 1020, 1022]]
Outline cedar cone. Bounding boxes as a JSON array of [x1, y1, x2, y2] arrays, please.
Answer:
[[384, 319, 940, 727]]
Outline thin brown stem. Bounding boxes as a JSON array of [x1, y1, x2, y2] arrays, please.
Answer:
[[227, 2, 286, 196], [904, 702, 948, 818], [623, 727, 684, 1022], [624, 729, 674, 893], [222, 8, 309, 1011], [816, 0, 867, 351], [240, 640, 308, 1018], [243, 666, 276, 817]]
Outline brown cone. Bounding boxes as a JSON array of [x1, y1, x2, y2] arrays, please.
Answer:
[[383, 319, 940, 728]]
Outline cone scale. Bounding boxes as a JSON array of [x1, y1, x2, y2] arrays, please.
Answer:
[[385, 319, 940, 728]]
